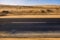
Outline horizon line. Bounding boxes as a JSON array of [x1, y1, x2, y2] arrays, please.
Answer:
[[0, 4, 60, 6]]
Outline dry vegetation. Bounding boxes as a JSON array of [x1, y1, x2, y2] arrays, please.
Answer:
[[0, 5, 60, 16]]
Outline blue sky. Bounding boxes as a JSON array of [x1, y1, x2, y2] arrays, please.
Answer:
[[0, 0, 60, 5]]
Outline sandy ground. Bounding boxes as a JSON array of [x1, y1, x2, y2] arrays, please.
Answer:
[[0, 38, 60, 40], [1, 32, 60, 38], [0, 15, 60, 18]]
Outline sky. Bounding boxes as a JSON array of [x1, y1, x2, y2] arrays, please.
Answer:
[[0, 0, 60, 6]]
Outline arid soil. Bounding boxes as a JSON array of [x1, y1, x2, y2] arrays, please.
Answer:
[[0, 5, 60, 16], [0, 38, 60, 40]]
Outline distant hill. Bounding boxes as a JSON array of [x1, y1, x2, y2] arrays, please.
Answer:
[[0, 5, 60, 16]]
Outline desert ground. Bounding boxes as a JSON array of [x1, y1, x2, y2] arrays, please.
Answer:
[[0, 38, 60, 40], [0, 5, 60, 18], [0, 5, 60, 15]]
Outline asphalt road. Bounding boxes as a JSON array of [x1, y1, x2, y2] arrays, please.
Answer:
[[0, 18, 60, 32]]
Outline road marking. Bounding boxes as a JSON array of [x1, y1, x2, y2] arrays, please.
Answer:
[[11, 22, 60, 23], [11, 22, 47, 23]]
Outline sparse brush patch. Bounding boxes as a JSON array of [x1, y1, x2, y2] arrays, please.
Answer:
[[41, 10, 46, 13], [47, 9, 53, 13], [0, 11, 10, 16]]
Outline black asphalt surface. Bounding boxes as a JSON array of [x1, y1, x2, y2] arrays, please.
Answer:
[[0, 18, 60, 32]]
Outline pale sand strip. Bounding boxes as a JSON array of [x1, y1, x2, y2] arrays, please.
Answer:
[[0, 32, 60, 38], [0, 15, 60, 18], [0, 38, 60, 40]]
